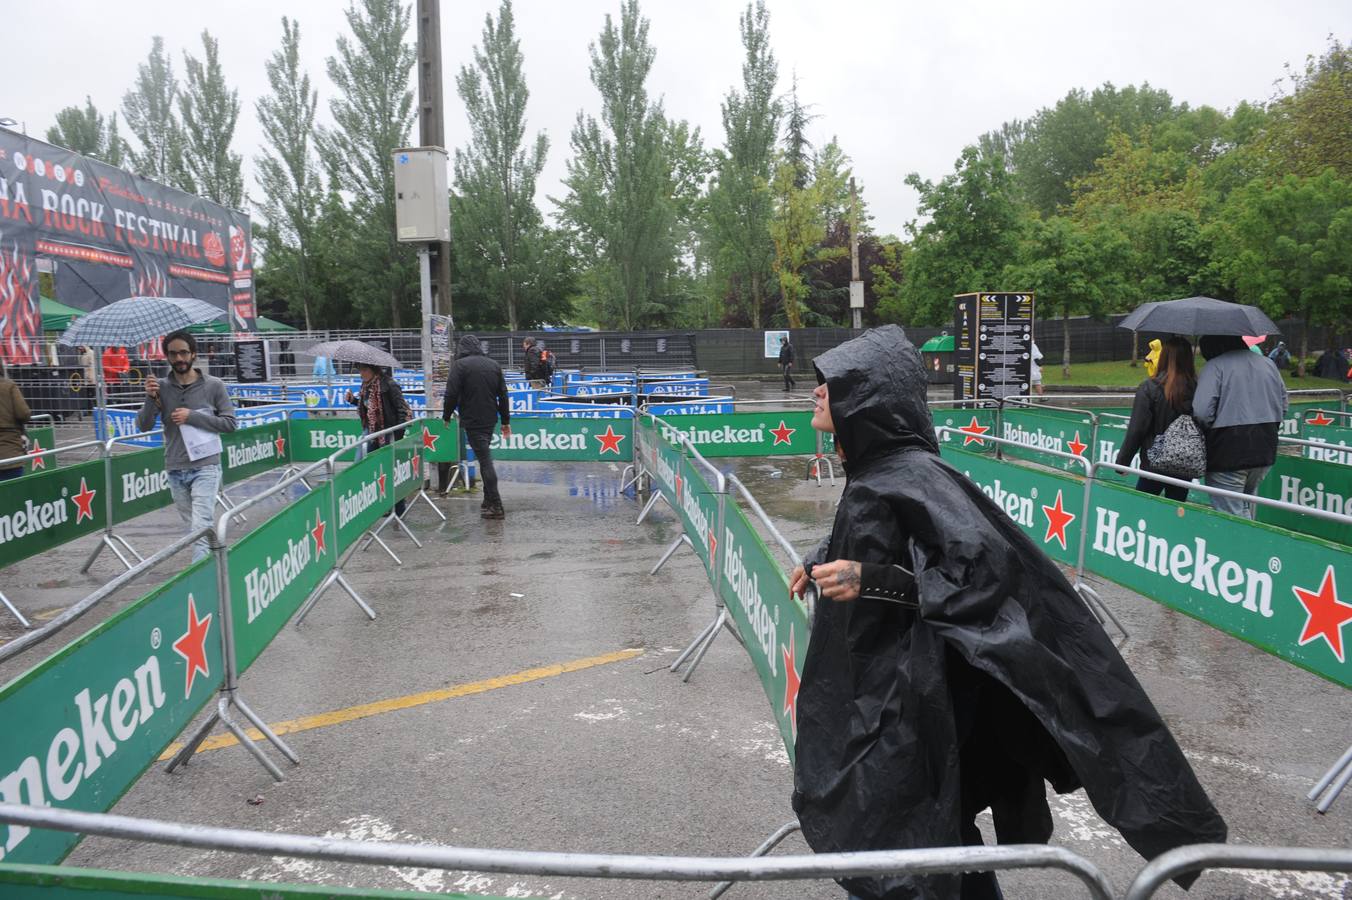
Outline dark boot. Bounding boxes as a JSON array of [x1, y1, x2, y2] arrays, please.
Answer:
[[481, 504, 505, 520]]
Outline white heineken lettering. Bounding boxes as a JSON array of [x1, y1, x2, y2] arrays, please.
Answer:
[[1279, 475, 1348, 515], [1091, 508, 1272, 616], [338, 478, 381, 528], [309, 429, 358, 450], [121, 468, 169, 503], [654, 449, 676, 492], [244, 535, 314, 623], [723, 527, 777, 676], [963, 470, 1034, 527], [0, 495, 70, 545], [394, 456, 413, 487], [660, 424, 765, 446], [493, 430, 587, 451], [1306, 440, 1352, 466], [1001, 422, 1063, 452], [225, 438, 275, 469], [681, 482, 711, 550], [0, 656, 165, 860]]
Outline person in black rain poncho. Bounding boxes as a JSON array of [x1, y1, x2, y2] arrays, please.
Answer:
[[788, 326, 1226, 900]]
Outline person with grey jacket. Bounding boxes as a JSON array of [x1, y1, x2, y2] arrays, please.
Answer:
[[1193, 334, 1287, 519], [137, 330, 237, 559]]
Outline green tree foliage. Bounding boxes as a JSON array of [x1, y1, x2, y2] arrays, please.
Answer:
[[453, 0, 551, 331], [705, 1, 781, 328], [768, 154, 830, 328], [254, 17, 321, 329], [1263, 37, 1352, 179], [47, 97, 126, 166], [782, 74, 814, 188], [557, 0, 705, 329], [317, 0, 417, 327], [1212, 170, 1352, 374], [179, 31, 243, 207], [122, 36, 190, 189]]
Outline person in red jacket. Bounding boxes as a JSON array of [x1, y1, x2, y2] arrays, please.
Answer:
[[102, 346, 131, 383]]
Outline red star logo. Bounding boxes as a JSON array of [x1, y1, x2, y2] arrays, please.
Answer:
[[675, 472, 683, 500], [594, 425, 625, 455], [310, 509, 327, 555], [171, 594, 213, 699], [421, 426, 439, 451], [377, 470, 387, 498], [71, 477, 97, 523], [1293, 566, 1352, 662], [411, 451, 421, 474], [1308, 412, 1335, 427], [28, 437, 45, 470], [770, 420, 796, 446], [782, 628, 801, 738], [274, 435, 286, 456], [958, 416, 989, 446], [1041, 489, 1076, 550], [1067, 431, 1087, 456], [708, 529, 717, 557]]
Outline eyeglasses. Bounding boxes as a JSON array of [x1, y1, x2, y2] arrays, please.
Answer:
[[167, 349, 194, 358]]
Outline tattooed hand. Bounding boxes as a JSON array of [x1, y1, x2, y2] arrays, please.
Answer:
[[812, 559, 862, 602]]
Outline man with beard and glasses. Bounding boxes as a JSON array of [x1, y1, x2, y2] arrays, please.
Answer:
[[138, 330, 237, 560]]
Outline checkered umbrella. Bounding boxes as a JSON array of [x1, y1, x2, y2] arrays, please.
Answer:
[[56, 296, 227, 348], [299, 339, 401, 370]]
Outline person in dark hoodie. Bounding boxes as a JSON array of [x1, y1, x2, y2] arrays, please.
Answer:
[[443, 335, 511, 519], [1193, 334, 1288, 519], [787, 325, 1225, 900]]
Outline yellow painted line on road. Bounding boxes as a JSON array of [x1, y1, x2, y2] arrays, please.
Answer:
[[158, 648, 645, 759]]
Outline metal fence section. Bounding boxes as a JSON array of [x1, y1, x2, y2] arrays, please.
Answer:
[[1122, 844, 1352, 900]]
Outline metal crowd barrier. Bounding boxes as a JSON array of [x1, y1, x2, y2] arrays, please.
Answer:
[[1122, 844, 1352, 900], [0, 804, 1116, 899]]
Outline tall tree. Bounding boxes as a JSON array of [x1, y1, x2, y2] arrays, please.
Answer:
[[557, 0, 692, 330], [768, 154, 837, 328], [453, 0, 549, 332], [1263, 36, 1352, 179], [47, 97, 126, 166], [179, 31, 244, 207], [705, 1, 781, 328], [782, 73, 814, 188], [318, 0, 417, 327], [122, 36, 189, 188], [255, 17, 321, 329]]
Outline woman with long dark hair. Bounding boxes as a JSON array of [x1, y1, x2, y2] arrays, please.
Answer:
[[1116, 335, 1197, 501]]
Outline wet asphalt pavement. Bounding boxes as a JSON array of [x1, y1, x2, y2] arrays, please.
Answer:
[[1, 382, 1349, 899]]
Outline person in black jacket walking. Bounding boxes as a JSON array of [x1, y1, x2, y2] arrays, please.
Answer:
[[1116, 336, 1197, 502], [347, 364, 411, 518], [778, 336, 796, 391], [443, 335, 511, 519]]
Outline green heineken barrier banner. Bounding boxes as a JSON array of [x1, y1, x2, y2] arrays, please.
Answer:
[[1088, 416, 1144, 487], [676, 454, 719, 577], [220, 420, 289, 485], [996, 407, 1095, 475], [391, 434, 423, 500], [646, 422, 685, 515], [1300, 412, 1352, 465], [287, 417, 363, 463], [414, 416, 460, 463], [333, 447, 395, 554], [1255, 455, 1352, 545], [655, 411, 814, 458], [939, 446, 1085, 567], [228, 483, 336, 672], [484, 417, 631, 462], [0, 459, 106, 568], [1286, 400, 1339, 438], [0, 560, 223, 865], [1084, 480, 1352, 689], [0, 863, 509, 899], [718, 503, 808, 762], [21, 426, 56, 476], [931, 407, 997, 454], [109, 448, 172, 525]]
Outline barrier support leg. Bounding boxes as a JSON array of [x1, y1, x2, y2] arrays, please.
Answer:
[[217, 697, 286, 783], [0, 588, 31, 629], [708, 820, 802, 900], [360, 509, 421, 552], [164, 707, 221, 773], [295, 564, 377, 626], [1309, 743, 1352, 813], [1073, 582, 1129, 643], [650, 534, 693, 576], [415, 488, 447, 520], [673, 607, 736, 684], [636, 491, 672, 526], [80, 533, 135, 574], [109, 532, 145, 564]]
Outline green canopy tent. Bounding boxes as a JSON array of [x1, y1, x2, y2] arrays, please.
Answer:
[[40, 296, 87, 332], [188, 315, 298, 334]]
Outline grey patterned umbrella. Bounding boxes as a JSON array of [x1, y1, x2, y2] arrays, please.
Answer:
[[1118, 296, 1279, 336], [299, 339, 401, 369], [56, 296, 227, 347]]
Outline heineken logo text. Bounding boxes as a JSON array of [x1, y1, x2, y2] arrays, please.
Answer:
[[310, 430, 358, 450], [1002, 422, 1063, 453], [122, 468, 169, 502], [244, 535, 314, 623], [1093, 509, 1273, 616], [1280, 476, 1348, 515], [492, 430, 586, 451], [965, 471, 1034, 527], [722, 529, 777, 676], [226, 439, 275, 469], [661, 424, 765, 446], [338, 476, 382, 527]]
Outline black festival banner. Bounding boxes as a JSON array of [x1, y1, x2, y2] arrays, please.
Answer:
[[0, 131, 256, 364]]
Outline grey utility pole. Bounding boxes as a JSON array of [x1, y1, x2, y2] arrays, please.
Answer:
[[849, 177, 863, 330], [417, 0, 453, 319]]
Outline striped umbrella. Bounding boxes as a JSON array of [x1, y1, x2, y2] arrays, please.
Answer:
[[56, 296, 227, 348]]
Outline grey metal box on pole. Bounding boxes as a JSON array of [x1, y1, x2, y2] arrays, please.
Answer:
[[392, 147, 450, 242]]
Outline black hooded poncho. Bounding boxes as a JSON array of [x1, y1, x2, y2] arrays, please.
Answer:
[[792, 326, 1226, 900]]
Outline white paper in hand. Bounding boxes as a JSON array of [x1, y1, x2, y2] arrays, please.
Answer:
[[180, 407, 223, 462]]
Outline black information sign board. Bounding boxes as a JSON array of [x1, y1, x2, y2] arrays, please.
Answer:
[[953, 292, 1035, 400], [234, 340, 269, 383]]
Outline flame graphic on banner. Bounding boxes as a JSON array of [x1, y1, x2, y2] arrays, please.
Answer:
[[0, 239, 40, 365], [136, 262, 170, 359]]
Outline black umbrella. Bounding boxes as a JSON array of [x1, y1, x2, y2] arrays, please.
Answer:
[[1117, 296, 1278, 336]]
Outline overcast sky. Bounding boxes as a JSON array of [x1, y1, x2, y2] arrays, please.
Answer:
[[2, 1, 1347, 236]]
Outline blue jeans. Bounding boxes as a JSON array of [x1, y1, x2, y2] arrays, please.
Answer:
[[0, 466, 23, 482], [168, 464, 222, 562], [1205, 466, 1270, 519]]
